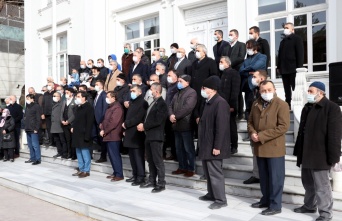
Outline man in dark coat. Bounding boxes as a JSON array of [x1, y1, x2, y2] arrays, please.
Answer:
[[71, 91, 94, 178], [277, 22, 304, 109], [150, 50, 167, 75], [213, 30, 229, 68], [122, 43, 134, 77], [96, 58, 109, 79], [293, 82, 342, 221], [41, 82, 56, 146], [188, 38, 198, 63], [128, 51, 149, 84], [248, 26, 270, 70], [137, 83, 168, 193], [174, 48, 192, 76], [135, 47, 150, 71], [197, 76, 230, 210], [122, 85, 148, 186], [8, 95, 23, 156], [167, 43, 179, 70], [169, 75, 197, 177], [114, 74, 130, 106], [0, 109, 16, 162], [219, 56, 240, 154], [61, 88, 76, 159]]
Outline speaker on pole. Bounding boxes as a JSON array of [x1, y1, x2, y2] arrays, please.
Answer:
[[329, 62, 342, 105], [68, 55, 81, 75]]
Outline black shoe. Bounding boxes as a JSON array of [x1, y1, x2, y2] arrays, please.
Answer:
[[199, 175, 207, 180], [251, 202, 268, 208], [25, 159, 33, 163], [199, 195, 214, 201], [3, 158, 7, 162], [140, 182, 155, 188], [243, 137, 250, 141], [132, 180, 145, 186], [67, 155, 72, 159], [53, 154, 61, 158], [243, 176, 260, 184], [32, 161, 41, 165], [237, 113, 244, 120], [261, 208, 281, 215], [209, 202, 227, 209], [95, 158, 107, 163], [71, 157, 77, 160], [316, 216, 332, 221], [45, 142, 52, 147], [231, 148, 238, 154], [293, 206, 317, 213], [126, 177, 135, 182], [10, 159, 14, 162], [151, 186, 165, 193]]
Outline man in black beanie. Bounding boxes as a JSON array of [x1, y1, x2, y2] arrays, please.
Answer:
[[197, 76, 230, 209]]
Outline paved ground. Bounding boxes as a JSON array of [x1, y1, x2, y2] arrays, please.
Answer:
[[0, 158, 342, 221], [0, 185, 94, 221]]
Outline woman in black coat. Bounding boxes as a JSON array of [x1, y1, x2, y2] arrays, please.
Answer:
[[0, 109, 16, 162]]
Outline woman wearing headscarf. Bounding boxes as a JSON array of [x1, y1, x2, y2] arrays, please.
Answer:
[[0, 109, 16, 162]]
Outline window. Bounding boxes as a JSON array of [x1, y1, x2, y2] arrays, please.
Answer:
[[258, 0, 286, 15], [125, 16, 160, 61], [294, 0, 325, 8], [46, 34, 68, 78]]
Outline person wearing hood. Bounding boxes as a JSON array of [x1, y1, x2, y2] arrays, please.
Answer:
[[108, 54, 122, 72], [51, 92, 67, 158], [121, 43, 134, 77], [0, 109, 16, 162]]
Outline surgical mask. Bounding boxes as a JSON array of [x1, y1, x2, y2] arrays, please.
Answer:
[[97, 63, 103, 68], [247, 49, 254, 56], [2, 113, 6, 117], [251, 78, 259, 87], [176, 52, 182, 59], [95, 85, 101, 92], [177, 82, 184, 90], [26, 100, 32, 105], [151, 56, 156, 61], [149, 80, 155, 85], [213, 36, 218, 41], [87, 64, 92, 69], [124, 48, 129, 54], [133, 56, 138, 62], [249, 34, 255, 40], [261, 92, 274, 102], [80, 65, 85, 69], [190, 44, 196, 50], [57, 90, 63, 94], [284, 29, 292, 36], [156, 71, 161, 76], [105, 98, 112, 104], [60, 82, 65, 86], [219, 64, 225, 71], [167, 76, 173, 84], [47, 86, 52, 91], [65, 94, 70, 99], [195, 51, 201, 59], [160, 52, 165, 57], [201, 90, 208, 99], [116, 81, 122, 87], [227, 36, 234, 43], [75, 98, 82, 105], [53, 97, 59, 102], [130, 92, 137, 100], [171, 48, 177, 54], [132, 81, 137, 85], [307, 93, 318, 103]]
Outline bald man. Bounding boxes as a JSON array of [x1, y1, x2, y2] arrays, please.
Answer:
[[188, 38, 199, 62], [174, 48, 192, 75]]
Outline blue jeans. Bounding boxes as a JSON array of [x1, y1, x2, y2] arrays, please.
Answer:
[[76, 147, 91, 173], [26, 132, 41, 161], [174, 130, 195, 171], [107, 141, 123, 178]]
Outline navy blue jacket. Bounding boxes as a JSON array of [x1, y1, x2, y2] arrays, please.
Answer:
[[128, 62, 149, 84], [93, 91, 108, 124]]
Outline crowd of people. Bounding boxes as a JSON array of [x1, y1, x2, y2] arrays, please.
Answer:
[[1, 23, 341, 221]]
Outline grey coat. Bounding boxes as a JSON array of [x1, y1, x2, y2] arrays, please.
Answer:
[[51, 101, 63, 133], [0, 116, 16, 149], [60, 98, 76, 124]]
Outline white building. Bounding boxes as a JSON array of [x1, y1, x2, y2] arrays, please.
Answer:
[[25, 0, 342, 93]]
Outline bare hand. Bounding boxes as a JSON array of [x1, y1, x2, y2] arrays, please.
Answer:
[[196, 118, 200, 124], [212, 148, 220, 156], [122, 123, 126, 129], [71, 128, 73, 133], [41, 114, 45, 120], [251, 133, 259, 142], [230, 108, 234, 112], [124, 101, 130, 108], [169, 114, 176, 123], [100, 130, 105, 137], [137, 123, 144, 131], [33, 130, 37, 134], [2, 130, 6, 134]]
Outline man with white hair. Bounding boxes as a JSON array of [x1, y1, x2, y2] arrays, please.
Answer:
[[151, 50, 167, 74], [128, 51, 148, 84], [188, 38, 199, 62], [47, 76, 58, 90]]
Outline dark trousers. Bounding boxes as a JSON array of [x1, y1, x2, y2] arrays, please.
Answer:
[[128, 148, 145, 182], [3, 148, 14, 160], [163, 120, 176, 158], [62, 124, 74, 158], [281, 73, 296, 108], [14, 127, 21, 154], [93, 123, 107, 159], [174, 130, 195, 171], [257, 156, 285, 210], [45, 115, 52, 143], [107, 141, 123, 178], [238, 92, 244, 116], [53, 133, 67, 157], [202, 159, 227, 204], [230, 111, 237, 149], [145, 140, 165, 187], [301, 168, 333, 219]]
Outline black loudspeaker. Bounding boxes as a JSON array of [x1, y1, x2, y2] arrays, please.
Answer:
[[68, 55, 81, 75], [329, 62, 342, 105]]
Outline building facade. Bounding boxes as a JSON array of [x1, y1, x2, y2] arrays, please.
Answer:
[[25, 0, 342, 91]]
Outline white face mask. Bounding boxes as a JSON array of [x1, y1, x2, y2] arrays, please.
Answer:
[[87, 64, 92, 69], [219, 64, 225, 71], [261, 92, 274, 102], [249, 34, 255, 40], [26, 100, 32, 105], [195, 51, 202, 59], [132, 81, 137, 85], [213, 36, 218, 41], [171, 48, 177, 54], [97, 63, 103, 68], [251, 77, 259, 87], [95, 85, 101, 92], [167, 76, 173, 84], [80, 65, 85, 69], [151, 56, 157, 62], [149, 80, 155, 85], [176, 52, 182, 59], [155, 71, 161, 76], [116, 81, 122, 87], [133, 56, 138, 62], [160, 52, 165, 57], [65, 94, 70, 99], [105, 98, 112, 104], [2, 113, 6, 117], [228, 36, 235, 43], [284, 29, 292, 36], [190, 44, 196, 50], [47, 86, 52, 91], [53, 97, 59, 102], [201, 89, 208, 99], [247, 49, 254, 56], [75, 98, 82, 105], [307, 93, 318, 103]]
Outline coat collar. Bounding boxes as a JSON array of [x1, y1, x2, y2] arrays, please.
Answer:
[[313, 96, 328, 107], [206, 93, 219, 104]]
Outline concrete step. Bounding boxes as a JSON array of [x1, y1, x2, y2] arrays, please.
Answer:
[[18, 147, 342, 211]]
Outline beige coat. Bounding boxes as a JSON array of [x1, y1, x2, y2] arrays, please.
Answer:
[[104, 69, 121, 92], [247, 95, 290, 158]]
